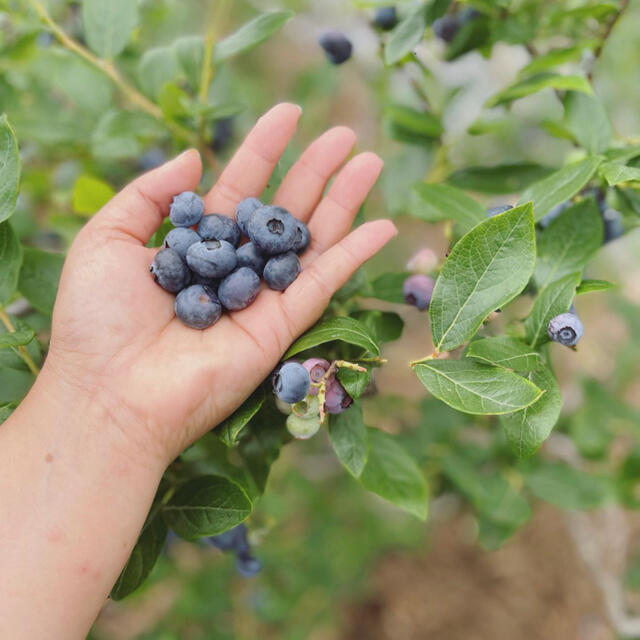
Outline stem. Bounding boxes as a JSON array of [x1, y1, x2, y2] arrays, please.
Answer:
[[409, 352, 439, 367], [27, 0, 215, 167], [0, 308, 40, 376], [141, 485, 175, 534], [588, 0, 629, 81]]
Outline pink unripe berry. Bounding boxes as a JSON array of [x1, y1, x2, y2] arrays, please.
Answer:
[[406, 248, 438, 274]]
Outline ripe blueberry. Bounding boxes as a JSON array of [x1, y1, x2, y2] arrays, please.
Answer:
[[150, 248, 191, 293], [324, 375, 353, 415], [403, 274, 435, 311], [263, 252, 301, 291], [432, 14, 460, 43], [211, 117, 233, 153], [602, 207, 625, 243], [487, 204, 513, 217], [186, 240, 238, 279], [286, 413, 322, 440], [218, 267, 261, 311], [292, 219, 311, 254], [248, 205, 297, 255], [273, 362, 310, 403], [318, 31, 353, 65], [169, 191, 204, 227], [548, 312, 584, 347], [236, 553, 262, 577], [198, 214, 241, 246], [190, 273, 220, 290], [236, 198, 263, 237], [373, 7, 398, 31], [302, 358, 330, 395], [163, 227, 200, 260], [236, 242, 267, 275], [406, 248, 438, 274], [174, 284, 222, 329], [208, 524, 250, 555]]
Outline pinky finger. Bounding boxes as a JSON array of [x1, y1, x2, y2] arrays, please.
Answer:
[[280, 220, 398, 330]]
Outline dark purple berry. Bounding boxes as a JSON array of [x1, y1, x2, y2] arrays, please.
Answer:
[[318, 31, 353, 65], [373, 7, 398, 31], [403, 274, 435, 311]]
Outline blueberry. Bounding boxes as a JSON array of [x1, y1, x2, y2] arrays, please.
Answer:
[[318, 31, 353, 65], [402, 274, 435, 311], [218, 267, 261, 311], [247, 206, 297, 255], [292, 395, 320, 419], [548, 312, 584, 347], [373, 7, 398, 31], [169, 191, 204, 228], [236, 553, 262, 577], [292, 219, 311, 254], [163, 227, 200, 260], [263, 252, 301, 291], [211, 117, 233, 153], [324, 375, 353, 415], [539, 201, 571, 229], [236, 242, 267, 275], [198, 213, 241, 246], [150, 248, 191, 293], [174, 284, 222, 330], [273, 362, 310, 403], [286, 413, 321, 440], [186, 240, 238, 279], [302, 358, 330, 395], [207, 524, 250, 555], [236, 198, 263, 237], [190, 273, 220, 290], [432, 14, 460, 43], [487, 204, 513, 217], [138, 147, 166, 171], [602, 207, 625, 243]]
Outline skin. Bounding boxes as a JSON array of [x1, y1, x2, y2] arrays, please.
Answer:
[[0, 103, 396, 639]]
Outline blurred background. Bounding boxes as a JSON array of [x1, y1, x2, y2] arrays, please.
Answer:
[[2, 0, 640, 638]]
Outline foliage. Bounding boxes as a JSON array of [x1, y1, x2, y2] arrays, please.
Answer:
[[0, 0, 639, 619]]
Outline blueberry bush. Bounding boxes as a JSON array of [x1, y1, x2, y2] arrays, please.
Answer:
[[1, 0, 640, 627]]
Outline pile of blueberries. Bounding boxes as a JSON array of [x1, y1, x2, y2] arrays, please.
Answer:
[[272, 359, 354, 439], [150, 192, 310, 329], [206, 523, 262, 578]]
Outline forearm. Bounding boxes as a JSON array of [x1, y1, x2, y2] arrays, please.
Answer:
[[0, 367, 165, 639]]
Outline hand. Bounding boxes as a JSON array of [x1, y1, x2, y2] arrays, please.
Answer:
[[42, 103, 397, 468]]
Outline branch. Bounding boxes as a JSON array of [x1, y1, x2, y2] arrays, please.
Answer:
[[0, 308, 40, 376]]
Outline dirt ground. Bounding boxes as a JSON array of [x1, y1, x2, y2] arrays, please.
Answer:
[[343, 505, 614, 640]]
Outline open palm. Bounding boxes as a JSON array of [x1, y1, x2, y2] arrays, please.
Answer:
[[44, 104, 396, 466]]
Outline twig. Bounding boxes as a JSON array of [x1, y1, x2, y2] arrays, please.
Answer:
[[0, 308, 40, 376]]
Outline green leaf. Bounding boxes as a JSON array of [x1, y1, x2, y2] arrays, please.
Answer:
[[0, 221, 22, 305], [362, 272, 409, 304], [173, 35, 204, 91], [329, 403, 369, 478], [285, 317, 379, 358], [359, 428, 428, 519], [445, 14, 491, 61], [414, 359, 543, 415], [82, 0, 137, 59], [524, 271, 581, 348], [214, 11, 294, 62], [384, 5, 426, 65], [218, 387, 265, 448], [549, 3, 618, 24], [518, 156, 602, 221], [534, 198, 603, 289], [110, 514, 167, 601], [352, 309, 404, 345], [137, 47, 179, 99], [599, 161, 640, 186], [485, 73, 592, 108], [0, 404, 14, 425], [466, 336, 543, 371], [430, 203, 536, 351], [163, 476, 252, 540], [500, 364, 562, 458], [336, 366, 371, 400], [0, 317, 41, 372], [72, 175, 115, 216], [412, 183, 485, 229], [0, 328, 34, 349], [563, 92, 612, 154], [518, 43, 598, 76], [525, 462, 613, 509], [384, 104, 442, 143], [576, 279, 614, 295], [446, 163, 554, 194], [18, 248, 65, 315], [0, 368, 33, 404], [0, 115, 20, 223]]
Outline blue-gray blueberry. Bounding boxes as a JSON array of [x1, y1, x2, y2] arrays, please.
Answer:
[[150, 248, 191, 293], [218, 267, 261, 311], [248, 206, 297, 255], [236, 242, 266, 274], [487, 204, 513, 217], [174, 284, 222, 330], [198, 213, 241, 246], [235, 198, 263, 237], [273, 362, 310, 403], [186, 240, 238, 279], [292, 219, 311, 254], [548, 312, 583, 347], [318, 31, 353, 65], [163, 227, 200, 260], [169, 191, 204, 227], [263, 252, 301, 291], [373, 7, 398, 30]]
